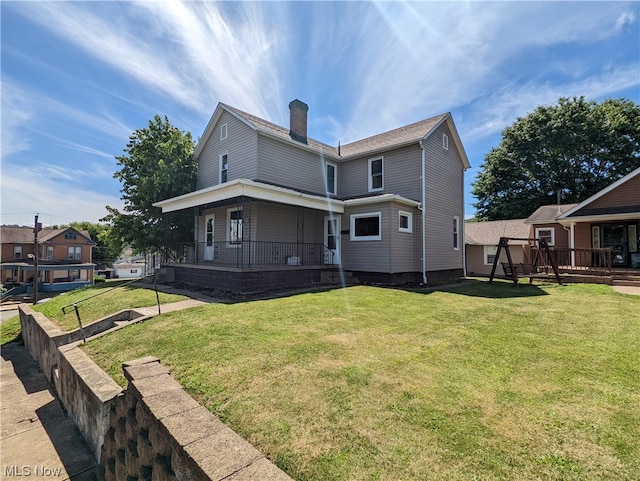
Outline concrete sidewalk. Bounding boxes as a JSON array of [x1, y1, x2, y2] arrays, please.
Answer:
[[1, 343, 97, 481]]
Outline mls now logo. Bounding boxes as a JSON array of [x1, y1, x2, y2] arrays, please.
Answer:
[[3, 465, 63, 477]]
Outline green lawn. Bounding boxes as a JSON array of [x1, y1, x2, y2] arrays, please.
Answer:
[[84, 280, 639, 481], [0, 282, 187, 338]]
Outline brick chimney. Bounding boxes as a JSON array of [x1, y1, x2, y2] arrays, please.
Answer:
[[288, 99, 308, 144]]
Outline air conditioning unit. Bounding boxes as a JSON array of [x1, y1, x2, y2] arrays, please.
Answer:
[[287, 256, 300, 266]]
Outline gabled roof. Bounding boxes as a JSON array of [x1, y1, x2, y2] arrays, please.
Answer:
[[194, 102, 470, 168], [339, 113, 470, 169], [524, 204, 578, 224], [558, 166, 640, 220], [465, 219, 530, 245], [0, 226, 95, 245]]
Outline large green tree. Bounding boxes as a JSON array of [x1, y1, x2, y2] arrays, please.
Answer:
[[68, 221, 124, 265], [472, 97, 640, 220], [103, 115, 196, 254]]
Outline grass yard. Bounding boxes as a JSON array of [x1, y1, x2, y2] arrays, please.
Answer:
[[84, 280, 639, 481], [0, 281, 187, 339]]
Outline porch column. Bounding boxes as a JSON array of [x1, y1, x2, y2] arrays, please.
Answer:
[[569, 222, 576, 267]]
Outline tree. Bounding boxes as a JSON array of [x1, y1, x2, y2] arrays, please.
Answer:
[[472, 97, 640, 220], [103, 115, 196, 255]]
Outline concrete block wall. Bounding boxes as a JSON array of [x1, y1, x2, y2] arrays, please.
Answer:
[[100, 357, 293, 481]]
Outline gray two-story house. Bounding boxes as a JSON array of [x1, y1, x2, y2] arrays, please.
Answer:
[[155, 100, 470, 294]]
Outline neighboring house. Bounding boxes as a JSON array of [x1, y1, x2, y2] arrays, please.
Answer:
[[113, 262, 146, 279], [464, 219, 531, 276], [557, 166, 640, 268], [523, 203, 577, 249], [0, 226, 96, 292], [154, 99, 470, 293]]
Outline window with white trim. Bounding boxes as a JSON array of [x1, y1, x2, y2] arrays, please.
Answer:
[[399, 211, 412, 233], [484, 245, 498, 265], [220, 153, 228, 183], [443, 133, 449, 150], [535, 227, 555, 246], [13, 245, 22, 259], [68, 246, 82, 260], [453, 216, 460, 250], [220, 123, 227, 140], [368, 157, 383, 192], [46, 246, 54, 260], [130, 269, 138, 274], [350, 212, 381, 241], [326, 162, 337, 195], [227, 207, 243, 245]]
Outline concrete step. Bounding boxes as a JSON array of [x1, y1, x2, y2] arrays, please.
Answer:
[[612, 279, 640, 287]]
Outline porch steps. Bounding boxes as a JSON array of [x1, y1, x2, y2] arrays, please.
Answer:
[[612, 275, 640, 287]]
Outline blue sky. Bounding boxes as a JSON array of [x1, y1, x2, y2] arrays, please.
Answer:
[[2, 1, 639, 227]]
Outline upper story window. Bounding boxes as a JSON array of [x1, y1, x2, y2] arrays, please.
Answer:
[[326, 162, 337, 195], [220, 123, 228, 140], [220, 153, 228, 183], [399, 211, 412, 233], [351, 212, 382, 241], [368, 157, 383, 192], [453, 216, 460, 250], [46, 246, 54, 260], [13, 245, 22, 259], [65, 232, 77, 240], [68, 246, 82, 260], [443, 133, 449, 150], [535, 227, 555, 246]]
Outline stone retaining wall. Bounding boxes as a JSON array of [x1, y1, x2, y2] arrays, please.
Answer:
[[18, 305, 293, 481], [100, 357, 292, 481]]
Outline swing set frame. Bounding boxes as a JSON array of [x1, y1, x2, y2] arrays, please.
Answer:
[[488, 237, 562, 285]]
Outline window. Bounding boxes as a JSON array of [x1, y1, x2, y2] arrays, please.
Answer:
[[350, 212, 381, 241], [130, 269, 138, 274], [65, 232, 77, 240], [227, 207, 243, 245], [535, 227, 555, 246], [220, 153, 228, 183], [399, 211, 412, 233], [368, 157, 383, 192], [220, 123, 227, 140], [46, 246, 54, 260], [443, 133, 449, 150], [484, 245, 498, 265], [68, 270, 80, 281], [453, 216, 460, 250], [68, 246, 82, 260], [326, 162, 337, 195], [13, 246, 22, 259]]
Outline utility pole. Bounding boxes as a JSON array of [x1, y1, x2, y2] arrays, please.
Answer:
[[33, 214, 41, 304]]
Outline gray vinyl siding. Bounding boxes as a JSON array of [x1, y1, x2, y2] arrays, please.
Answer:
[[340, 145, 421, 200], [390, 203, 421, 273], [198, 203, 257, 243], [197, 111, 258, 189], [254, 202, 323, 244], [342, 203, 392, 272], [422, 123, 465, 272], [257, 135, 332, 195]]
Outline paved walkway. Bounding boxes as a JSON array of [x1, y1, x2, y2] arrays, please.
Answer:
[[1, 343, 97, 480]]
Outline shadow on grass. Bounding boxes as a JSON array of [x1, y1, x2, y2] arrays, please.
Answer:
[[390, 279, 553, 299]]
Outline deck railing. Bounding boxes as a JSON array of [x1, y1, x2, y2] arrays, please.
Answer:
[[532, 247, 612, 275], [167, 241, 335, 268]]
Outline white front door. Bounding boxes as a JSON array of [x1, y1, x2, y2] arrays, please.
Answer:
[[324, 215, 341, 265], [204, 214, 215, 261]]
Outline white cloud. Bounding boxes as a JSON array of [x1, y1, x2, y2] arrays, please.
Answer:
[[0, 166, 123, 226], [1, 82, 33, 159]]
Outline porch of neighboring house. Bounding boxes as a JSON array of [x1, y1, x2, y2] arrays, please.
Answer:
[[1, 262, 94, 301]]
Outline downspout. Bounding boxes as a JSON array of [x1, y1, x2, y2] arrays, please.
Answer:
[[419, 140, 428, 285]]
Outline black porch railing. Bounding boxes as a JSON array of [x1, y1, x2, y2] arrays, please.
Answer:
[[531, 247, 612, 275], [167, 241, 336, 268]]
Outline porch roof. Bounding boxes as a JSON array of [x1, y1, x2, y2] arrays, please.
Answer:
[[0, 262, 95, 271], [153, 179, 345, 214]]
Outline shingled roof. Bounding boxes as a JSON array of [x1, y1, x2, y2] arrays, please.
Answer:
[[524, 204, 578, 224], [0, 226, 95, 244], [465, 219, 530, 245]]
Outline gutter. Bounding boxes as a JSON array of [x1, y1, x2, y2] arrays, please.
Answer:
[[419, 140, 428, 285]]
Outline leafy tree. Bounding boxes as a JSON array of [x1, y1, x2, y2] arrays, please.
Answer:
[[103, 115, 196, 255], [472, 97, 640, 220]]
